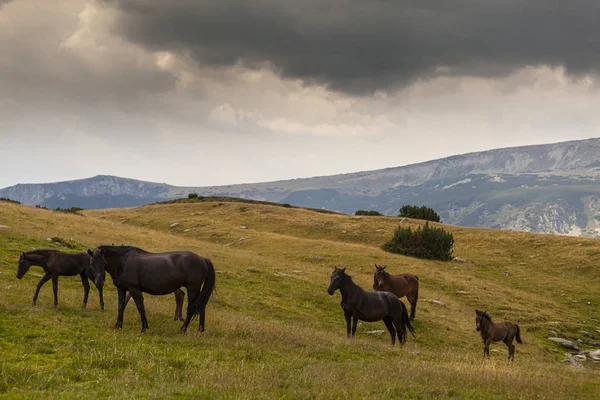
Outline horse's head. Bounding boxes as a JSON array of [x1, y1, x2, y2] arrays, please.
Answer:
[[475, 309, 490, 331], [328, 266, 346, 295], [87, 248, 107, 287], [373, 264, 387, 289], [16, 252, 32, 279]]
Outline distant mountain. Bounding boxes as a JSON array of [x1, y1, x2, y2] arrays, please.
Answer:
[[2, 138, 600, 237]]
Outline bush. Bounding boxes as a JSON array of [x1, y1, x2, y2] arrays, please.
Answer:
[[188, 193, 199, 199], [54, 207, 84, 215], [382, 222, 454, 261], [355, 210, 383, 216], [0, 197, 21, 204], [35, 205, 49, 210], [398, 205, 441, 222]]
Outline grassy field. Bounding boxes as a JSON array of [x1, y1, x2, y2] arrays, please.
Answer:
[[0, 199, 599, 399]]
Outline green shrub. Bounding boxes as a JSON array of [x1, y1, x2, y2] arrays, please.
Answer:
[[382, 222, 454, 260], [188, 193, 199, 199], [355, 210, 383, 216], [0, 197, 21, 204], [54, 207, 84, 215], [398, 205, 441, 222], [35, 205, 49, 210], [282, 203, 293, 208]]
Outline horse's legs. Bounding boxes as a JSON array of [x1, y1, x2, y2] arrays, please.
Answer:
[[96, 284, 105, 310], [80, 273, 90, 309], [180, 288, 200, 334], [51, 274, 59, 308], [383, 317, 396, 346], [128, 287, 149, 333], [407, 292, 418, 321], [484, 339, 492, 358], [124, 292, 132, 309], [504, 338, 515, 361], [351, 315, 359, 337], [32, 274, 51, 305], [174, 289, 185, 321], [114, 288, 127, 329]]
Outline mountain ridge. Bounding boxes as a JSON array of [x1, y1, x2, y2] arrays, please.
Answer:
[[2, 137, 600, 237]]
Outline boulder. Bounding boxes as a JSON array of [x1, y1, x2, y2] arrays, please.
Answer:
[[548, 337, 580, 351], [169, 222, 180, 229]]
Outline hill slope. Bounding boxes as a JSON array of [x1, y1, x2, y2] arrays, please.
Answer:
[[2, 138, 600, 237], [0, 199, 598, 398]]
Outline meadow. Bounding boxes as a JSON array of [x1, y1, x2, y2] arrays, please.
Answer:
[[0, 198, 599, 399]]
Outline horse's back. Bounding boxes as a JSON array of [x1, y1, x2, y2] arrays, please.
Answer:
[[51, 251, 89, 276]]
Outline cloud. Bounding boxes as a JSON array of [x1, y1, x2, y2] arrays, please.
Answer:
[[100, 0, 600, 95]]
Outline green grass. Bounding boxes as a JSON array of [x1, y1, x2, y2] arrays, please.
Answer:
[[0, 201, 599, 398]]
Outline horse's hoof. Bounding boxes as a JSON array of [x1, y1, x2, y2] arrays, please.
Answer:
[[140, 328, 147, 334], [114, 324, 123, 330]]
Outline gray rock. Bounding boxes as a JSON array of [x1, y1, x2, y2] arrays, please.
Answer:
[[589, 349, 600, 360], [169, 222, 180, 229], [274, 272, 289, 277], [549, 330, 558, 337], [573, 354, 587, 362], [454, 257, 467, 263], [580, 331, 595, 339], [0, 225, 9, 230], [365, 330, 385, 335], [400, 217, 407, 223], [548, 337, 580, 351], [240, 225, 248, 229], [430, 300, 445, 306]]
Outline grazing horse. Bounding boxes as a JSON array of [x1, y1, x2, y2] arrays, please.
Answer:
[[475, 310, 522, 361], [373, 264, 419, 321], [328, 266, 415, 346], [88, 245, 215, 333], [16, 249, 104, 309]]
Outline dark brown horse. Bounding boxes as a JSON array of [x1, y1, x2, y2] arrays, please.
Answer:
[[17, 249, 104, 309], [328, 266, 415, 346], [476, 310, 522, 361], [88, 245, 215, 333], [373, 264, 419, 321]]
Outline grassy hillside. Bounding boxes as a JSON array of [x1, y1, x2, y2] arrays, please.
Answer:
[[0, 199, 599, 399]]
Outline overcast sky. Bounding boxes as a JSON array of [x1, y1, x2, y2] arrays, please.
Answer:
[[2, 0, 600, 189]]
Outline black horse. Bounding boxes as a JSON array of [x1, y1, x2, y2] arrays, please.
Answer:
[[328, 266, 415, 346], [17, 249, 104, 309], [88, 245, 215, 333]]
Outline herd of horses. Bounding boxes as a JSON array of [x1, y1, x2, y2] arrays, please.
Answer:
[[16, 247, 522, 360]]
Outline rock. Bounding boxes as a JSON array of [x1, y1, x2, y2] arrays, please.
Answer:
[[456, 290, 468, 294], [577, 339, 584, 343], [365, 330, 385, 335], [588, 341, 600, 347], [573, 354, 587, 362], [240, 225, 248, 229], [215, 270, 224, 274], [548, 337, 580, 351], [292, 270, 302, 274], [549, 330, 558, 337], [430, 300, 445, 306], [454, 257, 467, 263], [183, 229, 191, 232], [400, 217, 407, 223], [0, 225, 10, 230], [589, 350, 600, 361], [580, 331, 595, 339], [169, 222, 180, 229], [274, 272, 289, 277]]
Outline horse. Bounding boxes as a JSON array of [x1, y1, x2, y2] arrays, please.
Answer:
[[88, 245, 215, 334], [327, 266, 415, 346], [373, 264, 419, 321], [16, 249, 105, 309], [124, 289, 186, 321], [475, 310, 522, 361]]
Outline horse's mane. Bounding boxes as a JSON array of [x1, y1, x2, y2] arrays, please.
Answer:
[[24, 248, 60, 257], [481, 311, 492, 321], [98, 245, 148, 255]]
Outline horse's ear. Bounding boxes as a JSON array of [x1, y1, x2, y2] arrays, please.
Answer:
[[87, 249, 93, 257], [342, 267, 346, 272], [382, 265, 386, 270]]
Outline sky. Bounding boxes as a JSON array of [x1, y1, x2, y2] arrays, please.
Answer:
[[2, 0, 600, 189]]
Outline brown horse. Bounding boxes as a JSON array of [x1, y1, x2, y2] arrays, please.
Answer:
[[328, 266, 415, 346], [373, 264, 419, 321], [475, 310, 522, 361]]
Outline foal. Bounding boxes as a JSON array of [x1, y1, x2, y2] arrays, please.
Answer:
[[17, 249, 104, 309], [475, 310, 522, 361]]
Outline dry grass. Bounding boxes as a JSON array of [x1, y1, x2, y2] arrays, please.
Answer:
[[0, 200, 598, 399]]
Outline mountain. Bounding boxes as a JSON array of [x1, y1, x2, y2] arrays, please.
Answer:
[[2, 138, 600, 237]]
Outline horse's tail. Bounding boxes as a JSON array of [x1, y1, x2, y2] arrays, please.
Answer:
[[414, 275, 419, 281], [396, 300, 416, 346], [515, 324, 523, 344], [194, 258, 216, 316]]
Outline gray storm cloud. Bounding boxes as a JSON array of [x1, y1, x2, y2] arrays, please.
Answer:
[[101, 0, 600, 94]]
